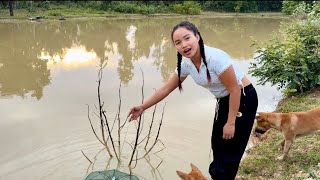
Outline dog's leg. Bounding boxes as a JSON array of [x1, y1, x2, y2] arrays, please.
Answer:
[[278, 139, 285, 151], [277, 132, 295, 160], [277, 139, 292, 160]]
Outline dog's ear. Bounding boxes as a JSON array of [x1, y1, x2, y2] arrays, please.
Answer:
[[176, 170, 188, 179], [255, 113, 261, 120], [190, 163, 200, 172]]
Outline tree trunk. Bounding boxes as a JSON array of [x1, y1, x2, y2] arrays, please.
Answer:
[[29, 1, 33, 9], [9, 1, 14, 16]]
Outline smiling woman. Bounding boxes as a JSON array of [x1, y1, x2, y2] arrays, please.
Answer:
[[128, 21, 259, 180]]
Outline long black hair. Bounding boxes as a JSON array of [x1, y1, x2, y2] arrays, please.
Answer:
[[171, 21, 211, 91]]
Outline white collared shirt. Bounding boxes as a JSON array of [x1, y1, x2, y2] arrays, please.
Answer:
[[175, 45, 244, 98]]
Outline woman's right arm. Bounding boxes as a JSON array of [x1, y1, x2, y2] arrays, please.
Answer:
[[128, 73, 187, 121]]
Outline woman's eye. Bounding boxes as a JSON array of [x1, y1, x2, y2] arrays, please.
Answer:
[[175, 42, 181, 45]]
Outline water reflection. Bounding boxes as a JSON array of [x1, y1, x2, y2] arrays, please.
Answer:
[[0, 17, 286, 99], [39, 44, 100, 70], [0, 22, 51, 99]]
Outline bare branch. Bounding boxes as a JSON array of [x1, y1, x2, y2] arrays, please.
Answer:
[[141, 103, 167, 159], [144, 104, 157, 149], [81, 150, 92, 164], [97, 68, 106, 144], [153, 139, 166, 156], [119, 116, 129, 131], [117, 81, 122, 149], [102, 110, 120, 161], [86, 104, 104, 146], [128, 69, 145, 167], [156, 160, 163, 169], [128, 115, 143, 167]]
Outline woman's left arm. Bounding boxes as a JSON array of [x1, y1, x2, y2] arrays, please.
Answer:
[[219, 65, 241, 140]]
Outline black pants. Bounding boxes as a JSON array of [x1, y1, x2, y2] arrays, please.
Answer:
[[209, 84, 258, 180]]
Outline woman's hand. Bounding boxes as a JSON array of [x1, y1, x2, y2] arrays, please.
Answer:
[[223, 122, 235, 140], [128, 106, 144, 122]]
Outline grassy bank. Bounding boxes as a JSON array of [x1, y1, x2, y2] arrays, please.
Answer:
[[0, 8, 109, 19], [0, 8, 286, 20], [238, 88, 320, 180]]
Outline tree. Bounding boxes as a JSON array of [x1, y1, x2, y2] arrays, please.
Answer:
[[9, 1, 14, 16]]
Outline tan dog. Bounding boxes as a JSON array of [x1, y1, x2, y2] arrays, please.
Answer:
[[255, 106, 320, 160], [176, 163, 207, 180]]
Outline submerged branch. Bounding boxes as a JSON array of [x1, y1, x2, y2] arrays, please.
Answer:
[[97, 68, 113, 158], [86, 104, 104, 146], [144, 103, 157, 150], [97, 68, 106, 145], [117, 81, 122, 149], [128, 69, 145, 167], [143, 103, 166, 158], [102, 108, 120, 161]]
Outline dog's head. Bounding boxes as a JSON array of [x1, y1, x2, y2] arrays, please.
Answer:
[[176, 163, 207, 180], [254, 112, 272, 135]]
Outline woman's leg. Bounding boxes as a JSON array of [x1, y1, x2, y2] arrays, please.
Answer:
[[209, 85, 258, 180]]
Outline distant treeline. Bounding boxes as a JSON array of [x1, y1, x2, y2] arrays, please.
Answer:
[[0, 1, 306, 15]]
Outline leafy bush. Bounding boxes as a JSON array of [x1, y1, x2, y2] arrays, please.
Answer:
[[103, 2, 159, 14], [203, 1, 270, 13], [282, 0, 301, 15], [234, 1, 258, 13], [171, 1, 202, 15], [249, 2, 320, 95], [202, 1, 228, 12], [35, 1, 50, 10], [281, 0, 314, 15]]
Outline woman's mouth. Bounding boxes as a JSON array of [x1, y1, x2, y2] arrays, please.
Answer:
[[184, 48, 192, 55]]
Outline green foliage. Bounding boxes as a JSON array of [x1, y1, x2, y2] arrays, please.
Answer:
[[100, 1, 165, 15], [0, 1, 284, 14], [249, 2, 320, 95], [282, 0, 304, 15], [257, 1, 282, 12], [234, 1, 258, 13], [35, 1, 50, 10], [171, 1, 202, 15], [282, 1, 298, 15], [203, 1, 281, 13]]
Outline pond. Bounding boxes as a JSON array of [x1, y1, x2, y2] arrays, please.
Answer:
[[0, 16, 288, 180]]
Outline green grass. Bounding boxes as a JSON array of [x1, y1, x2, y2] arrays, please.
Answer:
[[0, 8, 107, 19], [0, 8, 288, 20], [238, 87, 320, 179], [276, 87, 320, 113]]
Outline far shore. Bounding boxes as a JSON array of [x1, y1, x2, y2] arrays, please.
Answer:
[[0, 11, 290, 22]]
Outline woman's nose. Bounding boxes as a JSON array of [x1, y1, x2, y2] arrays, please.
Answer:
[[181, 41, 187, 48]]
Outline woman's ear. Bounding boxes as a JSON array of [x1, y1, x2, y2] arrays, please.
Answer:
[[196, 34, 200, 42]]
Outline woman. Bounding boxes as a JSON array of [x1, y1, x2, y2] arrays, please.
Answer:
[[128, 21, 258, 180]]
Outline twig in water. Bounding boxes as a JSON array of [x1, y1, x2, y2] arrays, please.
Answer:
[[81, 150, 93, 164], [128, 69, 145, 167], [145, 104, 157, 150]]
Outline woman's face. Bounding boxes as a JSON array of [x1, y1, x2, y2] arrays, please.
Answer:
[[172, 27, 200, 59]]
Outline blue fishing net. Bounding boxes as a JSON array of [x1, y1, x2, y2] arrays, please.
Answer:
[[85, 169, 139, 180]]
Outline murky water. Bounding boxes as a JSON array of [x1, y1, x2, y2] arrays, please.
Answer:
[[0, 16, 288, 180]]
